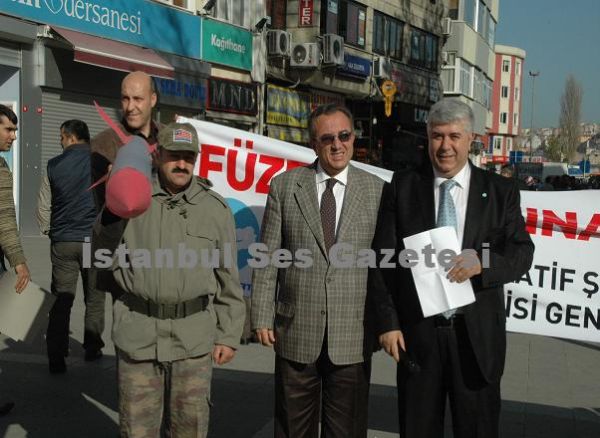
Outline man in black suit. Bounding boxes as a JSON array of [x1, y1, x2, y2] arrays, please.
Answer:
[[369, 98, 534, 438]]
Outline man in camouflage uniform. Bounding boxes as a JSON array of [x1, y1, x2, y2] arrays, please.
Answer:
[[93, 122, 245, 437]]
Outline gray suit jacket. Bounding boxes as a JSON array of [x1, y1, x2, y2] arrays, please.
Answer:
[[251, 162, 384, 365]]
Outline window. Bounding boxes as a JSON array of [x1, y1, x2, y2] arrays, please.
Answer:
[[483, 77, 492, 109], [410, 28, 438, 70], [515, 87, 519, 101], [321, 0, 366, 48], [506, 138, 513, 150], [501, 86, 509, 98], [513, 113, 519, 126], [500, 112, 507, 124], [473, 68, 484, 104], [158, 0, 193, 11], [373, 12, 404, 59], [477, 1, 487, 37], [441, 52, 457, 93], [494, 137, 502, 150], [502, 60, 510, 73], [460, 59, 472, 96], [214, 0, 251, 28], [464, 0, 475, 27], [487, 15, 495, 47], [449, 0, 458, 19], [515, 60, 521, 75]]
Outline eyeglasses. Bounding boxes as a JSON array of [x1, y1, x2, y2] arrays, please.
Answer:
[[318, 130, 353, 146]]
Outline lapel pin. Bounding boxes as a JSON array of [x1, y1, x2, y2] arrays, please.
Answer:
[[482, 192, 488, 198]]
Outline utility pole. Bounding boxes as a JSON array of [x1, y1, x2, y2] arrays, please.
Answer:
[[529, 70, 540, 161]]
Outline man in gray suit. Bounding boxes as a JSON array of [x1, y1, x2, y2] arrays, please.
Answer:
[[252, 104, 384, 438]]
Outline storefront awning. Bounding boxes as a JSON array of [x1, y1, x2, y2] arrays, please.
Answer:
[[51, 27, 174, 79]]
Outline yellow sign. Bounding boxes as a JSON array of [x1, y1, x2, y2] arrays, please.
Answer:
[[381, 80, 397, 117]]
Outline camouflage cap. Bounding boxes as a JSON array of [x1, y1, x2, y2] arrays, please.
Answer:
[[157, 122, 199, 154]]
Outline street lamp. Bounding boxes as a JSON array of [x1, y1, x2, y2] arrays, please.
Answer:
[[528, 70, 540, 160]]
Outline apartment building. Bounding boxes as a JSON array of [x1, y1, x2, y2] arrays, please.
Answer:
[[486, 44, 526, 167]]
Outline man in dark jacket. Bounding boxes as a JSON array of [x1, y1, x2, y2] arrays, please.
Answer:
[[38, 120, 105, 373]]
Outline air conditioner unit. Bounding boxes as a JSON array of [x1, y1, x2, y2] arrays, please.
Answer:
[[267, 30, 291, 57], [373, 57, 391, 79], [290, 42, 320, 68], [442, 17, 452, 36], [322, 34, 345, 66]]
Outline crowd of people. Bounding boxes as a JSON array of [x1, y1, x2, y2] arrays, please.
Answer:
[[0, 71, 540, 438], [499, 163, 600, 190]]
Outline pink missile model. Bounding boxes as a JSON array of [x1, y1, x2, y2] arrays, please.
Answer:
[[90, 102, 157, 218]]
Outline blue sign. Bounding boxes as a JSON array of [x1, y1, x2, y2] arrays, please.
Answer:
[[1, 0, 201, 58], [154, 76, 206, 109], [579, 159, 591, 174], [509, 150, 524, 164], [338, 53, 371, 78]]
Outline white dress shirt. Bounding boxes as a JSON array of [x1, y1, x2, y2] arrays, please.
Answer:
[[433, 163, 471, 248], [316, 163, 348, 234]]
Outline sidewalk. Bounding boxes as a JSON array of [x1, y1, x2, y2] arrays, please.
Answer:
[[0, 236, 598, 437]]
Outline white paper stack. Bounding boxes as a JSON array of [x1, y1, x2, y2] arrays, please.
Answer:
[[403, 226, 475, 317], [0, 272, 55, 343]]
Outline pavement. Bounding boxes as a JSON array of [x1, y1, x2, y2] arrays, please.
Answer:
[[0, 236, 599, 437]]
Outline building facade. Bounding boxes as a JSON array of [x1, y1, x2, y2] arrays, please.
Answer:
[[264, 0, 447, 171], [441, 0, 498, 164], [0, 0, 268, 235], [486, 44, 526, 168]]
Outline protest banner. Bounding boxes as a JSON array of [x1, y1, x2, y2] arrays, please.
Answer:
[[181, 118, 599, 343]]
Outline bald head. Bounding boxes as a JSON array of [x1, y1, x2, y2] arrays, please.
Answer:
[[121, 71, 157, 137]]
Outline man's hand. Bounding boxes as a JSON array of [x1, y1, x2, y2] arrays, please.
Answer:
[[212, 344, 236, 365], [255, 328, 276, 347], [447, 249, 482, 283], [379, 330, 406, 363], [14, 263, 30, 294]]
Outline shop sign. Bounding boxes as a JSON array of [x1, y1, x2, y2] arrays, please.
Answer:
[[201, 18, 253, 71], [298, 0, 314, 27], [207, 78, 257, 116], [154, 76, 206, 109], [3, 0, 201, 58], [414, 108, 429, 124], [337, 53, 370, 79], [310, 91, 345, 112], [267, 84, 311, 128]]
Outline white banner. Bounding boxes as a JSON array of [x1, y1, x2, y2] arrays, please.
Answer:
[[181, 118, 599, 343], [508, 191, 600, 343]]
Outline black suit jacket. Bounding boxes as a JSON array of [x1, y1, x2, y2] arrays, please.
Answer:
[[368, 163, 534, 383]]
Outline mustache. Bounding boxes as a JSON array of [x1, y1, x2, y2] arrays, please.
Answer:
[[171, 168, 189, 175]]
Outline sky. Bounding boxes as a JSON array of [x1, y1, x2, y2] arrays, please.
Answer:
[[495, 0, 600, 128]]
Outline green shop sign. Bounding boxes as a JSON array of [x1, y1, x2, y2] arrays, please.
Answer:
[[201, 19, 252, 71]]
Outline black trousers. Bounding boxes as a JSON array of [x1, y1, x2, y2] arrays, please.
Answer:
[[46, 242, 106, 358], [274, 343, 371, 438], [397, 318, 501, 438]]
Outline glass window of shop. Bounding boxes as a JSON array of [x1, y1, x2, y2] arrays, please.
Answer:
[[373, 12, 404, 60], [321, 0, 366, 48]]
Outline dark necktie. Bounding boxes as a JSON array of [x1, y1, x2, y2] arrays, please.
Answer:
[[320, 178, 337, 252]]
